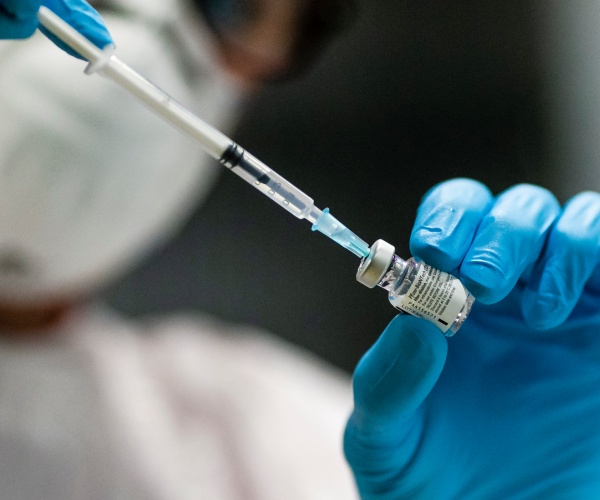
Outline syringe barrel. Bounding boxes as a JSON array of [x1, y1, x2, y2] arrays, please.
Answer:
[[100, 55, 316, 221], [37, 6, 232, 159], [100, 57, 231, 159], [219, 144, 315, 219], [38, 6, 232, 159], [37, 7, 318, 222]]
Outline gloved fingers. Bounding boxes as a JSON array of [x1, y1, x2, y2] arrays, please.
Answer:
[[410, 178, 493, 273], [38, 0, 113, 58], [459, 184, 560, 304], [522, 191, 600, 329], [0, 0, 40, 38], [344, 315, 447, 481]]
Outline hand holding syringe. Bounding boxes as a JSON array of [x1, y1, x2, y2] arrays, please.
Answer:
[[37, 6, 474, 335]]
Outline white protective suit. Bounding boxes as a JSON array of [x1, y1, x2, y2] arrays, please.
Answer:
[[0, 0, 357, 498]]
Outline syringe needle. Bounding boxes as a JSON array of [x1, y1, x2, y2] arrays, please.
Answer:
[[311, 209, 370, 258], [219, 143, 369, 257]]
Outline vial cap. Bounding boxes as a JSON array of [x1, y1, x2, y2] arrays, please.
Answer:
[[356, 239, 395, 288]]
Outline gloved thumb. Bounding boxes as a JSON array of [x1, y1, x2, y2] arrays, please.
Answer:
[[350, 314, 447, 423], [344, 315, 447, 490]]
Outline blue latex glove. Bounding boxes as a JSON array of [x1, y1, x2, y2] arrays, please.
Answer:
[[0, 0, 112, 57], [345, 179, 600, 498]]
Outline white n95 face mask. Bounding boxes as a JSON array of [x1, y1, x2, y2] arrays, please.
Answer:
[[0, 0, 243, 304]]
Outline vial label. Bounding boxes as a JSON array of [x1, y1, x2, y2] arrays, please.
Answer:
[[390, 263, 468, 333]]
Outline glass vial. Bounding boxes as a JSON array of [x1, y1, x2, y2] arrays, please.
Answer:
[[356, 240, 475, 336]]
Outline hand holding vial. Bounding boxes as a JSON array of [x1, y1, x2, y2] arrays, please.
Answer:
[[345, 179, 600, 498]]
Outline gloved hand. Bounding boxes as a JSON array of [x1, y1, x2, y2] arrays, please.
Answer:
[[344, 178, 600, 498], [0, 0, 112, 57]]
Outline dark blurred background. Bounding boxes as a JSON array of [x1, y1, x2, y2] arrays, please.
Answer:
[[104, 1, 554, 373]]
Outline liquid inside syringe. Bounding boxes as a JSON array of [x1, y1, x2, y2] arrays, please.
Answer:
[[218, 143, 320, 222]]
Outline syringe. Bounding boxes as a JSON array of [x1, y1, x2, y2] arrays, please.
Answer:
[[36, 7, 478, 335], [36, 6, 370, 259]]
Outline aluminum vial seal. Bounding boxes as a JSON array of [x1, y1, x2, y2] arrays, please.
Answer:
[[356, 239, 395, 288]]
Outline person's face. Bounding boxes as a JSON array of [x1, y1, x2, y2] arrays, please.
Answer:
[[0, 0, 352, 331]]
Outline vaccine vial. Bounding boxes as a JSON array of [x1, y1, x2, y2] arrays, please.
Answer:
[[356, 240, 474, 336]]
